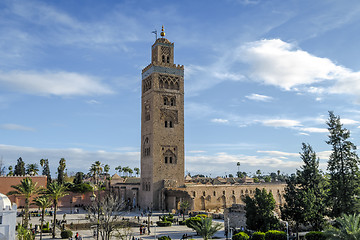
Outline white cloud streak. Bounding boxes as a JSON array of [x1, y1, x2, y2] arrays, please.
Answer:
[[245, 93, 273, 102], [0, 124, 35, 131], [0, 70, 113, 96]]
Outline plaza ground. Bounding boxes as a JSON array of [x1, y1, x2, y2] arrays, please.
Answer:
[[21, 208, 227, 240]]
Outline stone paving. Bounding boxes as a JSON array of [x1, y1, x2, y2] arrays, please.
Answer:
[[20, 208, 227, 240]]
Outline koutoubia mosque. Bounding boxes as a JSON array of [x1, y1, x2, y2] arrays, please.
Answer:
[[108, 26, 286, 213]]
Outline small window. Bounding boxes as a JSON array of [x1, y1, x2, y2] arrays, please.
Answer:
[[164, 97, 168, 105], [213, 191, 216, 196], [170, 98, 175, 106], [167, 56, 170, 63], [193, 191, 196, 197], [165, 121, 168, 128], [162, 55, 165, 63], [232, 190, 235, 195], [203, 191, 206, 196], [223, 191, 226, 195], [165, 157, 168, 164], [169, 121, 173, 128], [169, 157, 172, 164]]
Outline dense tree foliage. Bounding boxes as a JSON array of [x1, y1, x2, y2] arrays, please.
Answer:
[[40, 158, 51, 187], [14, 157, 26, 176], [282, 143, 327, 236], [57, 158, 66, 185], [244, 188, 279, 232], [26, 163, 39, 176], [8, 177, 43, 228], [326, 111, 360, 217], [324, 214, 360, 239], [47, 181, 68, 238]]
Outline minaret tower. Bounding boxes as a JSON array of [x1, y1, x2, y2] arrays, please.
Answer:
[[140, 26, 185, 210]]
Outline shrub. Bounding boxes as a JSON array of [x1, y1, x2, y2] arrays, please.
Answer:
[[265, 230, 286, 240], [251, 232, 265, 240], [305, 231, 326, 240], [233, 232, 250, 240], [158, 236, 171, 240], [184, 216, 202, 229], [179, 220, 186, 225], [156, 221, 172, 227], [60, 230, 73, 239]]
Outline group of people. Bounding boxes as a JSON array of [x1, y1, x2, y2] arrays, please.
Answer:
[[139, 226, 149, 235]]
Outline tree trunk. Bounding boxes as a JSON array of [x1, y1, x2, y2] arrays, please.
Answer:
[[40, 208, 45, 240], [24, 197, 29, 228], [52, 201, 57, 239]]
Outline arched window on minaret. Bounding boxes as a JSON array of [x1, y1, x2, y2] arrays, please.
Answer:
[[162, 55, 165, 63], [167, 56, 170, 63], [163, 97, 168, 105]]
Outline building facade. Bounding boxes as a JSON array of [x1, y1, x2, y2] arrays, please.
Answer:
[[139, 27, 185, 210]]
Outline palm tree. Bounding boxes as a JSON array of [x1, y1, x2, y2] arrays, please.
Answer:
[[134, 167, 140, 177], [47, 181, 69, 239], [188, 217, 222, 240], [180, 200, 190, 221], [90, 161, 103, 185], [325, 213, 360, 239], [115, 165, 122, 176], [26, 163, 39, 176], [8, 177, 43, 228], [33, 195, 52, 240]]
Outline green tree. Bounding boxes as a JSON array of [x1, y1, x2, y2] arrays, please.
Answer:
[[26, 163, 39, 176], [282, 144, 327, 234], [244, 188, 279, 232], [8, 177, 43, 228], [90, 161, 103, 185], [57, 158, 66, 185], [180, 200, 190, 221], [104, 164, 110, 176], [47, 181, 69, 238], [73, 172, 84, 185], [7, 165, 14, 176], [14, 157, 26, 176], [186, 217, 222, 240], [326, 111, 360, 217], [324, 213, 360, 239], [296, 143, 327, 230], [134, 167, 140, 177], [33, 195, 52, 240], [115, 165, 122, 176], [40, 159, 52, 187]]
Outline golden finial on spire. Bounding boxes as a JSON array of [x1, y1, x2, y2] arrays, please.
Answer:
[[160, 25, 165, 37]]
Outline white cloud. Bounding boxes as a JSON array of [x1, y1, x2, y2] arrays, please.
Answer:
[[257, 150, 299, 158], [0, 70, 113, 96], [245, 93, 273, 102], [239, 39, 342, 90], [211, 118, 229, 124], [341, 118, 359, 125], [0, 123, 35, 131], [0, 144, 140, 174], [262, 119, 301, 128], [299, 127, 327, 133]]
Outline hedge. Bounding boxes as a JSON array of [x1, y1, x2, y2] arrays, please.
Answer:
[[156, 221, 172, 227], [264, 230, 286, 240], [305, 231, 326, 240], [232, 232, 249, 240], [158, 236, 171, 240], [60, 230, 73, 239], [251, 232, 265, 240]]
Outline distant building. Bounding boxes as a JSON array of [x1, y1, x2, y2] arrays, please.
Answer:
[[0, 193, 16, 240]]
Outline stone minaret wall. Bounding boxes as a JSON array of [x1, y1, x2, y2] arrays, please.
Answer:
[[140, 36, 185, 210]]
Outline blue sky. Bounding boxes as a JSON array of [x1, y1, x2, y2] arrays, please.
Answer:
[[1, 0, 360, 177]]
